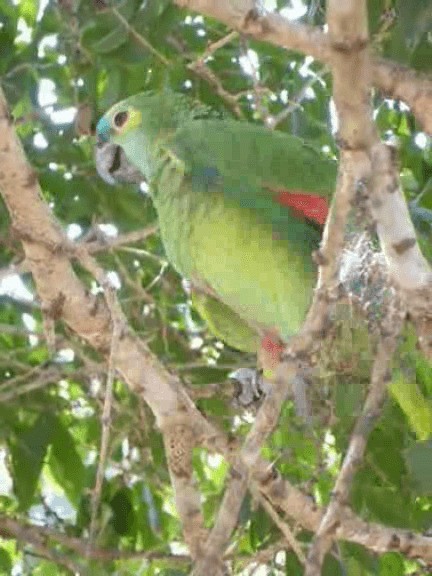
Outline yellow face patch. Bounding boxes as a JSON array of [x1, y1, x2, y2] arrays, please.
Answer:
[[111, 106, 142, 137]]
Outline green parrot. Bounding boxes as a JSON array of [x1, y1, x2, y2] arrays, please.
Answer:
[[96, 91, 337, 373]]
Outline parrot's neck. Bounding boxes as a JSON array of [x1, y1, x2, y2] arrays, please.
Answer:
[[152, 173, 211, 279]]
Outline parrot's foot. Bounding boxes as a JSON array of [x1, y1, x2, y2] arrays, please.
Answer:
[[229, 368, 271, 408], [230, 368, 312, 423]]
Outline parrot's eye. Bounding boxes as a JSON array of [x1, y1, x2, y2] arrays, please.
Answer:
[[113, 111, 129, 129]]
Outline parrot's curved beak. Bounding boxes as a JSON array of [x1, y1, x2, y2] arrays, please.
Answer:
[[95, 141, 144, 186]]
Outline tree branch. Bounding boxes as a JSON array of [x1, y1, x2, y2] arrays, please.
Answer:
[[252, 459, 432, 564], [174, 0, 432, 134], [0, 513, 189, 565]]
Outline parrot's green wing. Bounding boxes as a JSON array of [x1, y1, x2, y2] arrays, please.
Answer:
[[167, 118, 335, 199]]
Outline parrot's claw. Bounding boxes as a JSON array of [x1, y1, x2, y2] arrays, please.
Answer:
[[229, 369, 312, 423], [229, 368, 271, 408]]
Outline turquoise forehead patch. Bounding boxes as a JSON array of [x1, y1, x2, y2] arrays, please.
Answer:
[[96, 116, 111, 142]]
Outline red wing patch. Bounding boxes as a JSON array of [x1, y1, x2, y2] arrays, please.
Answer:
[[275, 190, 329, 227]]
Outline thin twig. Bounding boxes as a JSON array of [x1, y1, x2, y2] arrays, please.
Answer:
[[168, 29, 244, 117], [111, 7, 170, 66], [0, 366, 87, 403], [270, 68, 329, 129], [187, 60, 245, 117], [84, 224, 159, 254], [197, 30, 238, 60], [254, 490, 306, 565], [87, 307, 121, 550], [73, 249, 126, 551]]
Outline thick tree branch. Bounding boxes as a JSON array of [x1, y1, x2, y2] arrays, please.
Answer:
[[369, 143, 432, 356], [369, 144, 432, 292], [252, 462, 432, 564]]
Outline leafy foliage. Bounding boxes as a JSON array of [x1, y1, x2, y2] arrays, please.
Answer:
[[0, 0, 431, 574]]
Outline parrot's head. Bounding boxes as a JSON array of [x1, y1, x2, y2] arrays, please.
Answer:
[[96, 92, 190, 185], [96, 101, 143, 148], [95, 96, 149, 185]]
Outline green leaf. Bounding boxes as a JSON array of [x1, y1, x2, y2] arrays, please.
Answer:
[[0, 547, 12, 573], [284, 551, 303, 575], [397, 0, 432, 46], [322, 553, 344, 576], [48, 419, 86, 507], [249, 505, 274, 550], [389, 373, 432, 440], [341, 542, 376, 575], [409, 201, 432, 231], [362, 486, 416, 528], [32, 561, 67, 576], [110, 486, 136, 536], [90, 26, 129, 55], [9, 412, 57, 510], [18, 0, 37, 26], [379, 552, 405, 576], [404, 440, 432, 495], [334, 381, 363, 421]]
